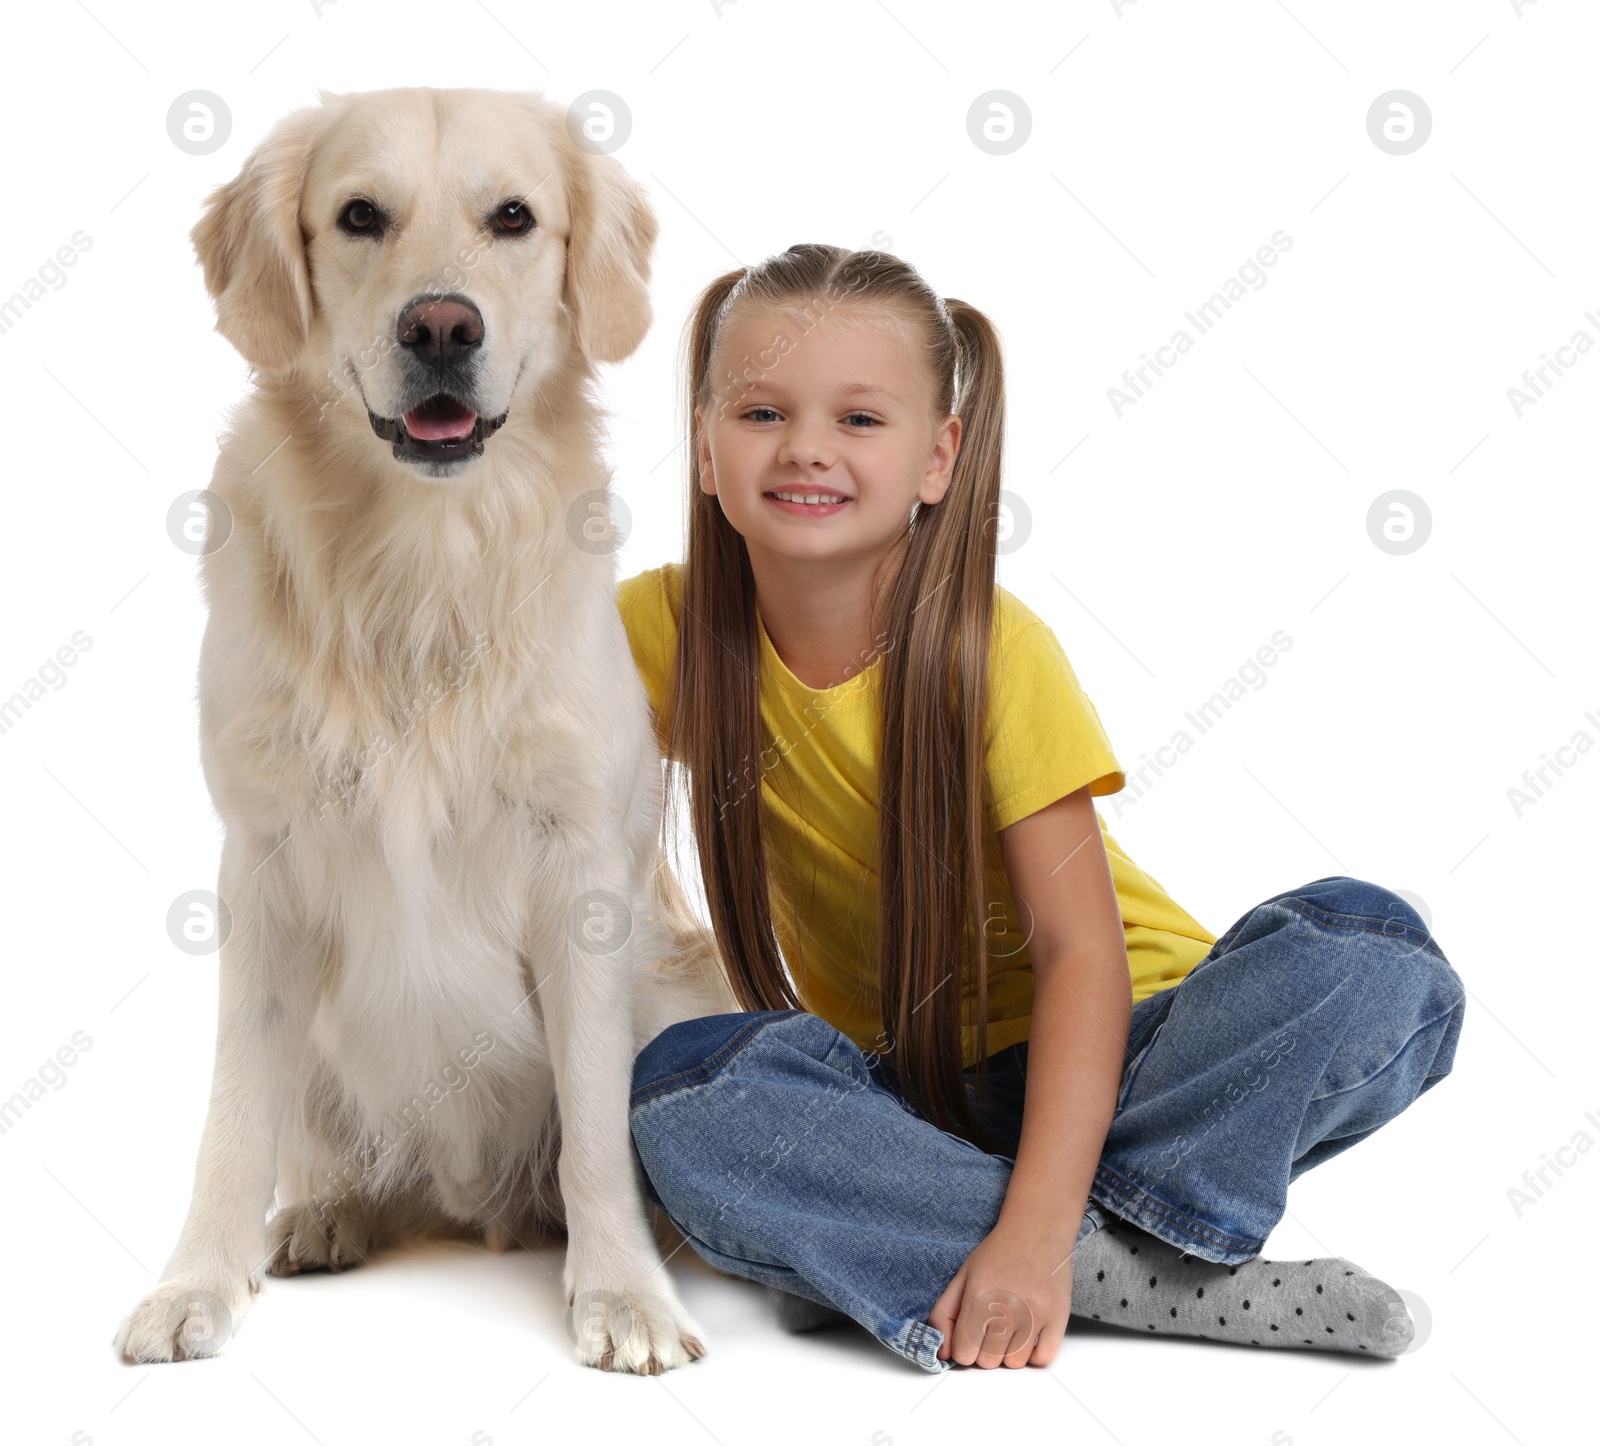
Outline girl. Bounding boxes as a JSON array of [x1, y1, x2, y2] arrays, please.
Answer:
[[616, 244, 1465, 1374]]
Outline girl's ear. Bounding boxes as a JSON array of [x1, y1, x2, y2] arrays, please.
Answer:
[[190, 103, 326, 374], [557, 120, 660, 365], [695, 405, 716, 493], [918, 412, 962, 503]]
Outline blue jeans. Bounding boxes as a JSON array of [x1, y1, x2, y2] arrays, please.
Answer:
[[629, 876, 1465, 1372]]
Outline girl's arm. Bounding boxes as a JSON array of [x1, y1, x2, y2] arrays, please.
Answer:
[[928, 782, 1132, 1367], [994, 781, 1131, 1239]]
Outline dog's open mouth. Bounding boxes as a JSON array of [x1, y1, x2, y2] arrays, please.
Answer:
[[368, 393, 510, 466], [406, 394, 478, 443]]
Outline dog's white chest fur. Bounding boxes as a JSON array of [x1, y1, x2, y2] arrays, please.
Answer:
[[235, 581, 650, 1188]]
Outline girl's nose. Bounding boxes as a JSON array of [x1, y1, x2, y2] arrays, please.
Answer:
[[776, 420, 836, 469]]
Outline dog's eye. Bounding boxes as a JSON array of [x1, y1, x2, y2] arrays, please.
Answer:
[[493, 200, 535, 236], [339, 199, 381, 235]]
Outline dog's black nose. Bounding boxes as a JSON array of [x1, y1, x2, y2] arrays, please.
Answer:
[[396, 295, 483, 365]]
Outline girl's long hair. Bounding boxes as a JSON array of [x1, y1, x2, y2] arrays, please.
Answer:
[[663, 244, 1008, 1148]]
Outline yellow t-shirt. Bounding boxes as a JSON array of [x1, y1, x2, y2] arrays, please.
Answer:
[[616, 563, 1217, 1068]]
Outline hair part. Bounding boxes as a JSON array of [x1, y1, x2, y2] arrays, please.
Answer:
[[663, 243, 1009, 1149]]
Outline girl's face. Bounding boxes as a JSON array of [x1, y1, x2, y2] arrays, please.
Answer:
[[695, 302, 961, 569]]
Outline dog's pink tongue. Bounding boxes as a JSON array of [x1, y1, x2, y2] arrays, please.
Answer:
[[404, 397, 478, 441]]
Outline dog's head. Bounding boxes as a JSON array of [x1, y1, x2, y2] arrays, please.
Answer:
[[191, 87, 657, 480]]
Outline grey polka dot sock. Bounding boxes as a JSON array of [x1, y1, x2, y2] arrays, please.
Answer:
[[1068, 1219, 1415, 1357]]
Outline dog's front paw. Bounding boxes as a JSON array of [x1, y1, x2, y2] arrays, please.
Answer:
[[113, 1279, 249, 1363], [567, 1280, 708, 1374], [267, 1198, 380, 1275]]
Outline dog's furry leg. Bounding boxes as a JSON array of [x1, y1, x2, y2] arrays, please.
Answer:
[[113, 830, 322, 1363], [534, 849, 708, 1375]]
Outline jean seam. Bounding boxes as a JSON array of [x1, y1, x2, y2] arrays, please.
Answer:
[[1277, 897, 1447, 961], [1092, 1164, 1262, 1253], [629, 1011, 802, 1108]]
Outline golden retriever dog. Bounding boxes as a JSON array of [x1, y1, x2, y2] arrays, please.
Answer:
[[111, 87, 736, 1375]]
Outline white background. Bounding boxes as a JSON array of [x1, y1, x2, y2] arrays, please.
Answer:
[[0, 1, 1593, 1443]]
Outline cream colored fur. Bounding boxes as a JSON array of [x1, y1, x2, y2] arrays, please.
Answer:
[[111, 86, 736, 1375]]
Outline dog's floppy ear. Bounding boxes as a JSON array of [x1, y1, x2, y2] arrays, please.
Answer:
[[190, 103, 325, 373], [558, 131, 660, 365]]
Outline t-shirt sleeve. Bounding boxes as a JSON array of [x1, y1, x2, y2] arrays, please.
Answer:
[[985, 619, 1125, 833]]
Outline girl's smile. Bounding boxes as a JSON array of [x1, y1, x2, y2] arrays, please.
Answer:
[[763, 491, 852, 516]]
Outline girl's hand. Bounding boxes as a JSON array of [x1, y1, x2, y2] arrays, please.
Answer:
[[927, 1220, 1074, 1367]]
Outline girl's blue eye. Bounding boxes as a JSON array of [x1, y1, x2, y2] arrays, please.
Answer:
[[743, 406, 780, 422], [845, 412, 880, 427]]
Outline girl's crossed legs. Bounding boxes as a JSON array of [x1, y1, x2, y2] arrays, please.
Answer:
[[628, 876, 1466, 1372]]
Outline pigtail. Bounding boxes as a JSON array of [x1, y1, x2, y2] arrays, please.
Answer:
[[665, 268, 802, 1018], [872, 297, 1006, 1150]]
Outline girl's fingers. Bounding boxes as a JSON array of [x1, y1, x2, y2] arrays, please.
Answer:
[[936, 1280, 1060, 1368], [964, 1288, 1035, 1369], [1027, 1317, 1065, 1367], [928, 1267, 966, 1360], [998, 1308, 1040, 1369], [987, 1320, 1032, 1368]]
